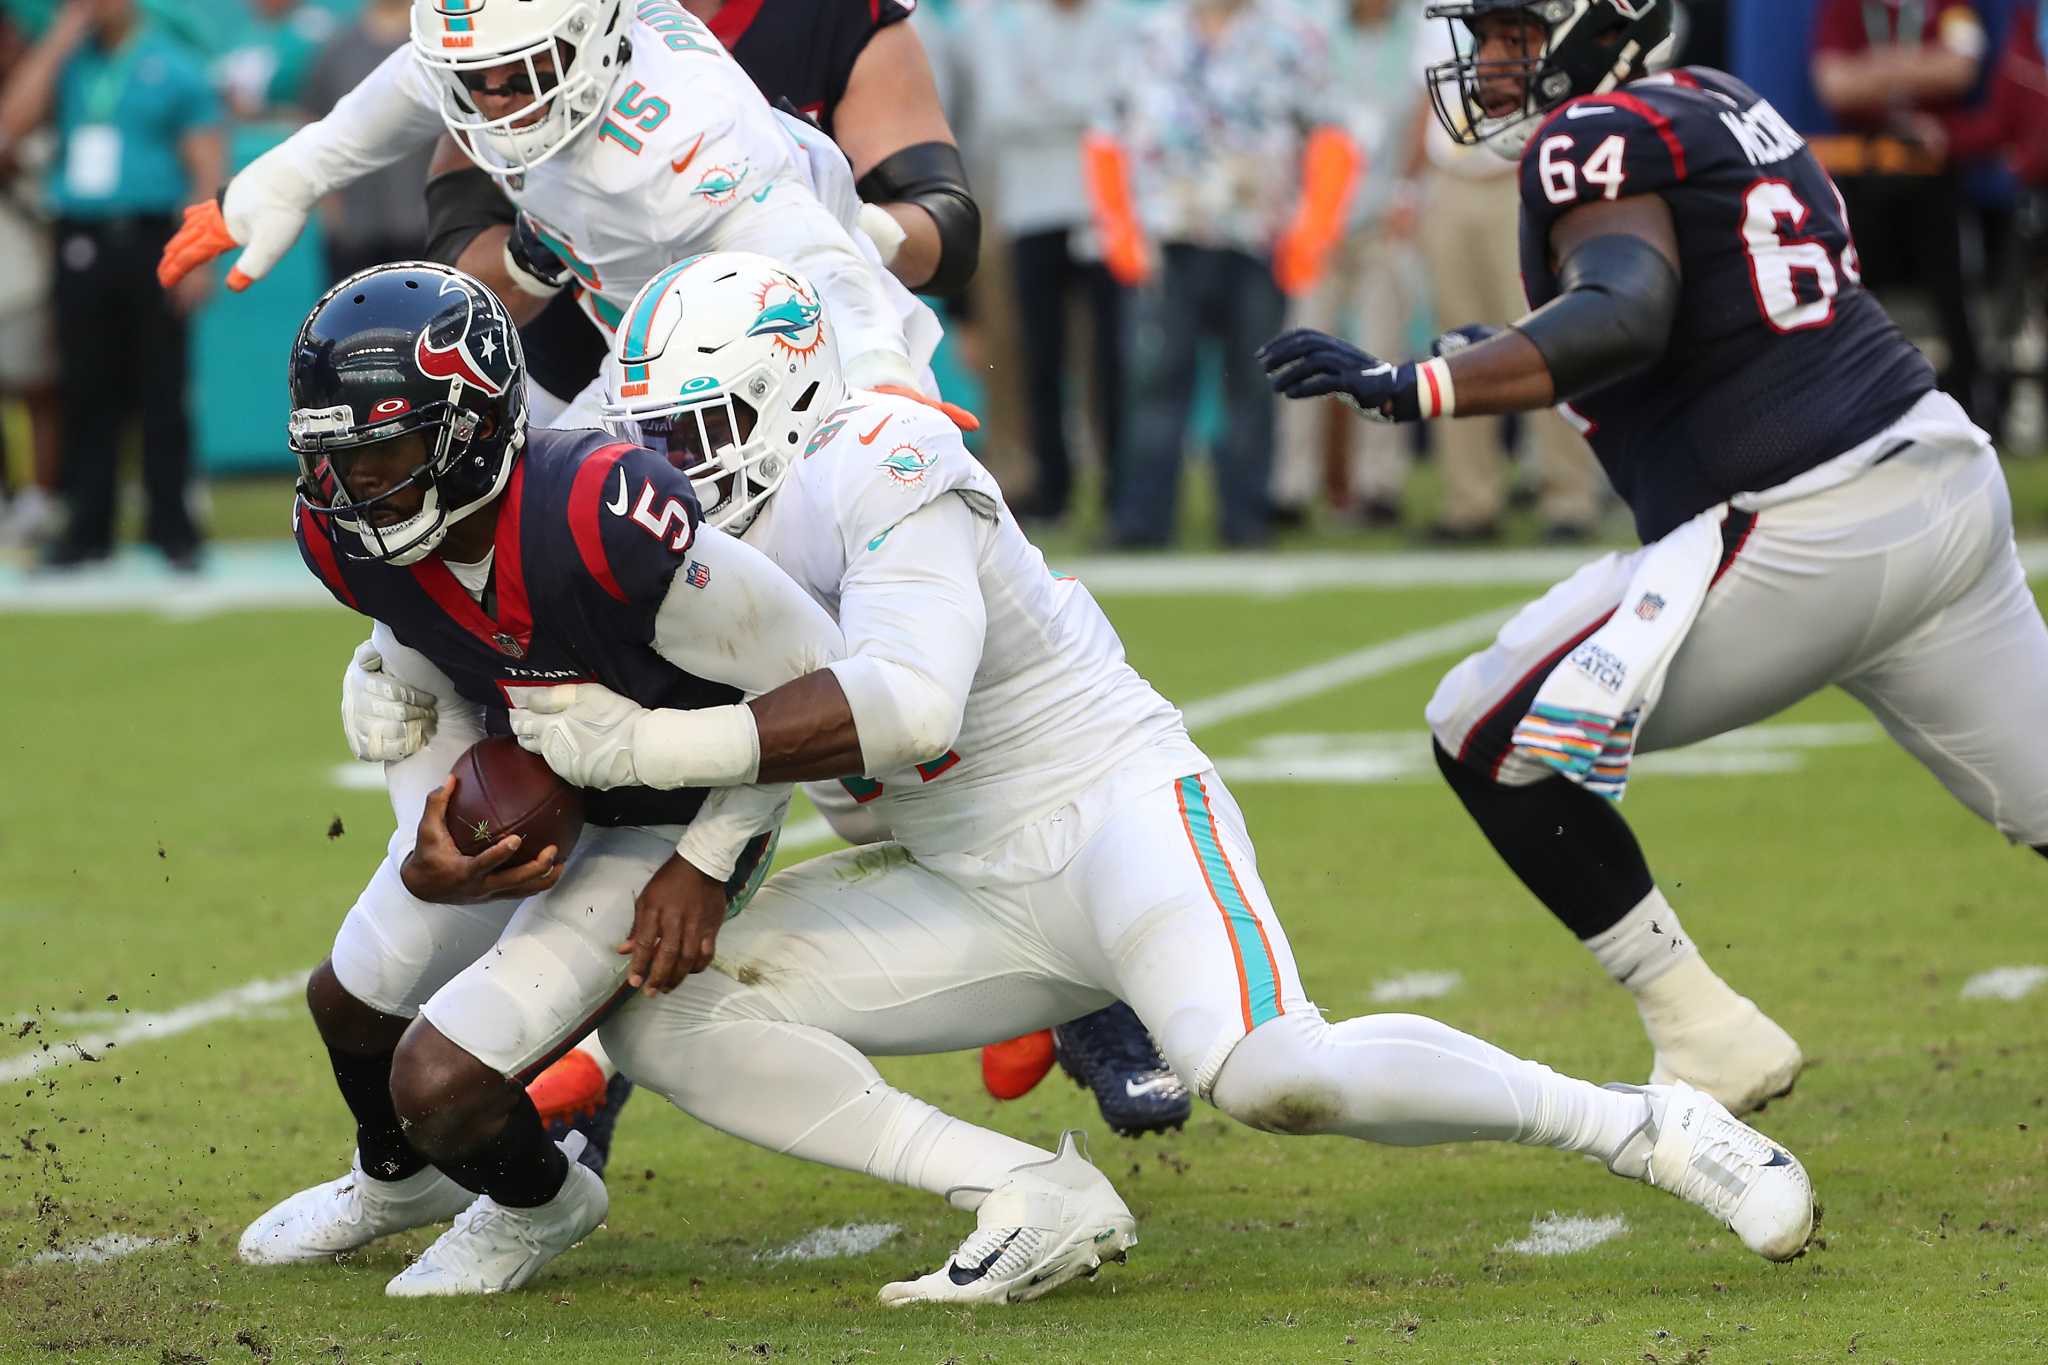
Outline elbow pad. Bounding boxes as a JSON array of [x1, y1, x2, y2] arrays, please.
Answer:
[[1510, 233, 1680, 402], [423, 166, 516, 265], [855, 141, 982, 298]]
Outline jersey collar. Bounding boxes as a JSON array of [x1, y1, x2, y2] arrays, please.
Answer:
[[410, 459, 534, 658]]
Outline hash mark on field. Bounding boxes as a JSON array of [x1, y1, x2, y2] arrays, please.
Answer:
[[0, 973, 307, 1085], [754, 1222, 902, 1262], [1497, 1213, 1628, 1256], [1369, 970, 1462, 1003], [29, 1233, 176, 1266], [1959, 965, 2048, 1001]]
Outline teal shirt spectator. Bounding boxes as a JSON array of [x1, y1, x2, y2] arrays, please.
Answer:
[[46, 22, 219, 219]]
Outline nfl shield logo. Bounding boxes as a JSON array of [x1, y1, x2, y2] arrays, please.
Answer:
[[685, 560, 712, 590], [1635, 593, 1666, 621]]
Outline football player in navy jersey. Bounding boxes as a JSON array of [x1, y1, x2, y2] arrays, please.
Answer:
[[1262, 0, 2048, 1116], [250, 260, 856, 1295]]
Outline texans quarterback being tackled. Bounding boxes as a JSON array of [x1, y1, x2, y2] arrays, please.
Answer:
[[1262, 0, 2048, 1115]]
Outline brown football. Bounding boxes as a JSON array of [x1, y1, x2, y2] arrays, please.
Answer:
[[445, 736, 586, 863]]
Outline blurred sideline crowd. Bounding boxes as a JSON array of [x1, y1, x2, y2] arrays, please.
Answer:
[[1, 0, 2046, 569]]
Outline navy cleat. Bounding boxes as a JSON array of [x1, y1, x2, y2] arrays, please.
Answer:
[[540, 1073, 635, 1179], [1053, 1003, 1191, 1137]]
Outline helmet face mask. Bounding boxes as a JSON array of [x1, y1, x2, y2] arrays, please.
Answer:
[[411, 0, 628, 180], [1424, 0, 1673, 158], [602, 253, 847, 535], [290, 263, 526, 565]]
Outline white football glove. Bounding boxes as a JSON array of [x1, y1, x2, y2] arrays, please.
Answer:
[[509, 683, 647, 790], [856, 202, 908, 268], [341, 639, 436, 763]]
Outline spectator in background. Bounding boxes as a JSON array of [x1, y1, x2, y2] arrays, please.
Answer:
[[300, 0, 424, 284], [1087, 0, 1359, 549], [0, 0, 221, 570], [1811, 0, 1991, 421], [214, 0, 336, 122], [956, 0, 1137, 524], [1935, 0, 2048, 185], [1269, 0, 1422, 530], [1407, 16, 1603, 544], [0, 12, 61, 551]]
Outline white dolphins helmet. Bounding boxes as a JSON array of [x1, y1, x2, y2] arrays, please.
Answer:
[[602, 252, 848, 533], [411, 0, 628, 178]]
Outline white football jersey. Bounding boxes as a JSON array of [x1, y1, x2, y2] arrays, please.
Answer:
[[744, 389, 1211, 876], [272, 4, 937, 379]]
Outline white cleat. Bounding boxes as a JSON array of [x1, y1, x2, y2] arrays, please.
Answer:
[[238, 1153, 474, 1266], [879, 1130, 1137, 1306], [385, 1139, 608, 1297], [1606, 1081, 1815, 1262], [1637, 958, 1804, 1116]]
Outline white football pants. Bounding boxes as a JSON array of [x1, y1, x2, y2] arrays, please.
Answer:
[[603, 768, 1646, 1203]]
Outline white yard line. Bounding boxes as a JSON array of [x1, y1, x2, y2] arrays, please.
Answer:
[[753, 1222, 902, 1263], [1369, 970, 1464, 1003], [28, 1233, 179, 1266], [1497, 1213, 1629, 1256], [1959, 965, 2048, 1001], [16, 540, 2048, 617], [0, 973, 306, 1085]]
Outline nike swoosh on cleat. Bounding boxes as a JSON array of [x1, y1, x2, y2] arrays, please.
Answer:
[[606, 466, 630, 515], [1763, 1148, 1794, 1167], [1123, 1076, 1181, 1098], [947, 1229, 1022, 1285]]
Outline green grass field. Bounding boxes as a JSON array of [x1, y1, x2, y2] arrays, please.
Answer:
[[3, 554, 2045, 1364]]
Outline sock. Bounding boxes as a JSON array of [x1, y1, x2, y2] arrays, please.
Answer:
[[620, 1016, 1051, 1212], [328, 1046, 428, 1182], [434, 1094, 570, 1208], [1209, 1010, 1649, 1162], [576, 1036, 619, 1081], [1583, 888, 1696, 989], [1434, 740, 1655, 938]]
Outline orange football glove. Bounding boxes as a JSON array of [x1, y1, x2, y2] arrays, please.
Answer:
[[870, 382, 981, 433], [526, 1047, 611, 1124], [1081, 132, 1151, 288], [982, 1030, 1057, 1100], [158, 199, 247, 291], [1273, 126, 1364, 298]]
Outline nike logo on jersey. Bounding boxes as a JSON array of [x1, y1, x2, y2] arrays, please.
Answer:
[[1124, 1075, 1183, 1099], [857, 415, 892, 445], [866, 520, 902, 552], [606, 466, 630, 515], [670, 132, 706, 175], [1566, 104, 1615, 119], [947, 1229, 1022, 1285], [750, 182, 774, 203]]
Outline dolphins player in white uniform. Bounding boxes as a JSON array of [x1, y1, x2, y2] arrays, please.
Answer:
[[155, 0, 950, 426], [490, 252, 1821, 1301]]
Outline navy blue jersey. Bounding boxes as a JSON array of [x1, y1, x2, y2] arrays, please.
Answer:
[[296, 427, 734, 830], [1518, 67, 1936, 542]]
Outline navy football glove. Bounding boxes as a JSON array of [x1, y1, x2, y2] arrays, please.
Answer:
[[502, 212, 572, 298], [1258, 328, 1427, 423]]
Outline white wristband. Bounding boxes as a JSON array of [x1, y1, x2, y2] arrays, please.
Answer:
[[633, 703, 763, 789], [1417, 356, 1456, 420]]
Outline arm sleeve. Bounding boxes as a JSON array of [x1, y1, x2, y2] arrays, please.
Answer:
[[826, 491, 986, 775], [369, 621, 488, 862], [673, 782, 792, 880], [649, 521, 848, 697], [1518, 97, 1687, 242], [238, 44, 445, 205]]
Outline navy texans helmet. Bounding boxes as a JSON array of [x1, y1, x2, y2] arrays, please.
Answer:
[[289, 262, 526, 564], [1425, 0, 1675, 157]]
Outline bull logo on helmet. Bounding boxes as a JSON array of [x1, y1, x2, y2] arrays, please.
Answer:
[[415, 277, 508, 397]]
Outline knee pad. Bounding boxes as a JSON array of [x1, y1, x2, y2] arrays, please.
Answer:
[[1206, 1013, 1347, 1135]]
